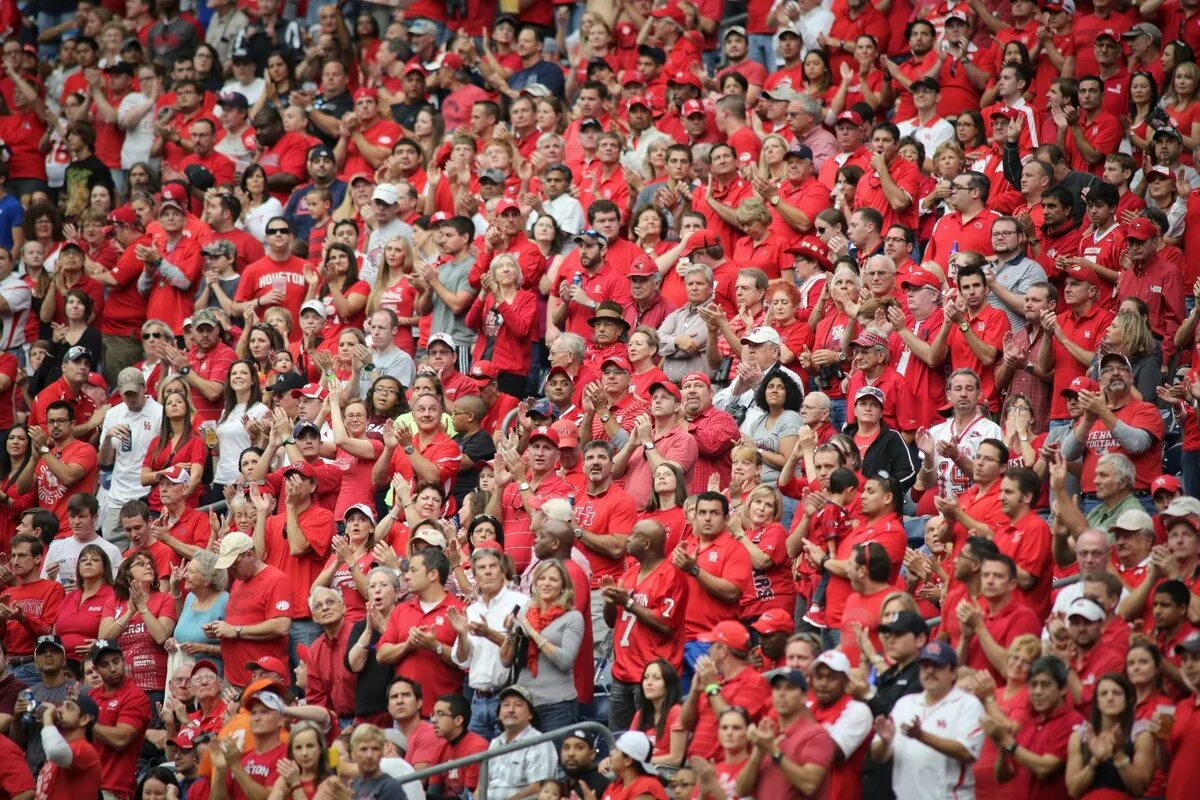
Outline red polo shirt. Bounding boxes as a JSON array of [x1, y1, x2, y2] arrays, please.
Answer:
[[497, 473, 575, 573], [1074, 641, 1128, 709], [1049, 303, 1114, 419], [853, 157, 921, 233], [263, 503, 334, 618], [690, 176, 753, 254], [93, 677, 152, 797], [1015, 703, 1085, 800], [380, 593, 465, 717], [924, 209, 1000, 268], [962, 596, 1041, 680], [995, 511, 1055, 619], [844, 367, 920, 432], [731, 233, 792, 280], [258, 131, 310, 202], [946, 304, 1011, 413], [826, 513, 906, 627], [388, 430, 463, 498], [30, 379, 97, 429], [680, 531, 753, 640], [688, 665, 772, 759]]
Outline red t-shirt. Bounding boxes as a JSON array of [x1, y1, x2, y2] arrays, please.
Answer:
[[688, 666, 772, 759], [1168, 698, 1200, 798], [962, 597, 1041, 680], [235, 255, 313, 341], [845, 367, 920, 432], [1076, 224, 1124, 310], [103, 592, 178, 693], [840, 586, 891, 668], [141, 434, 205, 511], [854, 157, 921, 233], [994, 512, 1054, 619], [1049, 303, 1114, 419], [497, 473, 575, 573], [186, 342, 237, 422], [680, 531, 753, 640], [612, 560, 689, 683], [553, 258, 636, 339], [30, 379, 97, 429], [223, 565, 293, 687], [258, 132, 311, 202], [228, 742, 288, 800], [36, 439, 98, 531], [574, 485, 639, 586], [388, 430, 462, 499], [341, 117, 403, 181], [0, 579, 64, 657], [379, 594, 466, 717], [103, 234, 151, 337], [93, 677, 152, 796], [180, 149, 236, 187], [741, 523, 795, 619], [1079, 400, 1164, 492], [34, 737, 99, 800], [263, 503, 335, 617], [826, 513, 906, 627]]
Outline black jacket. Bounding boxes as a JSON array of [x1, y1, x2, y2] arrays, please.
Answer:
[[842, 421, 918, 493]]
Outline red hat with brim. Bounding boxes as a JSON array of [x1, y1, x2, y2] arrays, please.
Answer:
[[785, 236, 831, 270], [668, 71, 702, 90], [686, 229, 721, 251], [648, 381, 681, 401], [1063, 263, 1103, 288], [652, 5, 687, 25], [1061, 375, 1099, 396], [699, 620, 750, 651], [901, 269, 941, 290]]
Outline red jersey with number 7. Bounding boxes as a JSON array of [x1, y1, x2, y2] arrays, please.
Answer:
[[611, 560, 689, 683]]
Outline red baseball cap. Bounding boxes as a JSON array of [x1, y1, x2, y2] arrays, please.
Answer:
[[529, 425, 561, 447], [834, 110, 864, 126], [107, 206, 144, 231], [601, 355, 632, 373], [681, 99, 706, 117], [159, 464, 191, 485], [86, 371, 108, 391], [284, 461, 317, 481], [1096, 27, 1119, 41], [627, 254, 658, 278], [651, 4, 686, 25], [751, 608, 795, 635], [293, 382, 328, 400], [352, 87, 379, 101], [493, 198, 521, 215], [686, 229, 721, 251], [699, 620, 750, 651], [246, 655, 288, 676], [1064, 263, 1103, 288], [546, 365, 575, 383], [785, 236, 831, 270], [1061, 375, 1099, 396], [989, 105, 1019, 121], [1153, 474, 1183, 495], [668, 71, 702, 90], [681, 371, 712, 388], [349, 172, 377, 186], [648, 380, 681, 401], [901, 269, 941, 290], [171, 726, 200, 749], [402, 61, 427, 76], [1124, 217, 1158, 241], [439, 52, 463, 71], [620, 70, 645, 86], [551, 419, 579, 448], [468, 360, 499, 383]]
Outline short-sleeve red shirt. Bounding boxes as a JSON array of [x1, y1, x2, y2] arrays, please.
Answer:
[[262, 503, 335, 616], [854, 157, 921, 233], [222, 564, 293, 687], [962, 597, 1042, 680], [826, 513, 906, 627], [259, 132, 311, 202], [1014, 703, 1085, 800], [680, 531, 753, 640], [844, 367, 920, 432], [1049, 303, 1114, 419], [612, 560, 690, 683], [227, 742, 288, 800], [731, 234, 791, 280], [574, 484, 639, 586], [35, 736, 99, 800], [741, 523, 795, 619], [388, 430, 463, 498], [341, 117, 403, 180], [379, 594, 466, 717], [923, 209, 1001, 268], [688, 665, 772, 759], [234, 255, 313, 341], [995, 512, 1055, 619], [1079, 400, 1164, 492], [103, 592, 178, 693], [946, 304, 1012, 413], [840, 586, 891, 668], [36, 439, 98, 531], [93, 677, 152, 796]]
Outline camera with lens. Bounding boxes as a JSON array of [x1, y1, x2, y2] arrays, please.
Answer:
[[813, 364, 843, 391]]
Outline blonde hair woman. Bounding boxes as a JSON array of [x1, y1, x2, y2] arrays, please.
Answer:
[[499, 559, 584, 731], [367, 236, 424, 356], [729, 484, 793, 619], [757, 134, 790, 181], [1095, 309, 1160, 400]]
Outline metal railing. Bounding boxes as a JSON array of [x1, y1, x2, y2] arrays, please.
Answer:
[[394, 721, 617, 799]]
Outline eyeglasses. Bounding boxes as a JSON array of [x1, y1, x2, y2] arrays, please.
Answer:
[[949, 184, 971, 192], [883, 236, 909, 244], [991, 229, 1019, 237], [266, 228, 291, 236]]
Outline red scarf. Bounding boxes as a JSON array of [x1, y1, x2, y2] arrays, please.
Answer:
[[525, 605, 567, 677]]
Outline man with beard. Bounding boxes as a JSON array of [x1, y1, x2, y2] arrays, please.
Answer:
[[994, 281, 1055, 426], [485, 686, 558, 800], [680, 372, 740, 494], [991, 467, 1055, 618], [983, 216, 1047, 332], [551, 230, 633, 339], [285, 146, 348, 242], [560, 730, 611, 798], [1028, 185, 1084, 276], [885, 22, 942, 123], [1060, 352, 1163, 513], [416, 215, 477, 350], [930, 259, 1012, 414], [32, 693, 100, 800], [1059, 75, 1122, 176]]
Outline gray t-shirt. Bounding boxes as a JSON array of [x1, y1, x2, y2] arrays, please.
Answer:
[[742, 409, 804, 485], [431, 255, 479, 349], [987, 256, 1047, 332], [352, 773, 407, 800]]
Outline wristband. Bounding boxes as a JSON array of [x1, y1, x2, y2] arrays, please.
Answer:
[[704, 683, 721, 697]]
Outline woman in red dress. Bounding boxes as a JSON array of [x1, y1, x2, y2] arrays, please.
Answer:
[[628, 327, 670, 400]]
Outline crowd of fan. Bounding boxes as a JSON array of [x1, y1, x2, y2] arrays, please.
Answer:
[[0, 0, 1199, 799]]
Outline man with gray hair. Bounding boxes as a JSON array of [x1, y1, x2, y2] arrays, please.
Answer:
[[860, 253, 902, 308], [98, 368, 163, 549], [658, 263, 716, 381], [449, 541, 531, 739], [546, 332, 589, 402], [301, 580, 355, 723], [713, 327, 805, 423], [787, 95, 837, 170], [1050, 451, 1145, 567], [799, 391, 836, 444], [1059, 352, 1163, 516]]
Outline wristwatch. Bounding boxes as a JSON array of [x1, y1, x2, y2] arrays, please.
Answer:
[[643, 442, 655, 452], [573, 527, 584, 540], [179, 365, 192, 376], [39, 446, 49, 455], [436, 644, 445, 656], [771, 750, 784, 765], [235, 626, 243, 639], [404, 445, 415, 455], [770, 196, 781, 207], [283, 436, 296, 445], [958, 322, 970, 332], [1003, 741, 1018, 755], [518, 481, 531, 491], [599, 413, 611, 423], [685, 564, 701, 577]]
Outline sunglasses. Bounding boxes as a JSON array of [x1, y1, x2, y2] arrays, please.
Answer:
[[266, 228, 291, 235], [142, 332, 165, 340]]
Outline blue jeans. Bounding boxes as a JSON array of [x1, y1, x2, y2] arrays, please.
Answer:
[[1048, 418, 1074, 435], [289, 618, 323, 689], [10, 661, 40, 688], [820, 627, 842, 652], [1183, 449, 1200, 498], [533, 700, 578, 735], [36, 12, 76, 60], [748, 34, 777, 72], [469, 694, 501, 741], [830, 398, 847, 433], [681, 640, 711, 696], [780, 495, 799, 533], [608, 678, 641, 733]]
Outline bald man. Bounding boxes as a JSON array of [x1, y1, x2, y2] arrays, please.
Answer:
[[451, 394, 496, 505], [602, 519, 690, 730]]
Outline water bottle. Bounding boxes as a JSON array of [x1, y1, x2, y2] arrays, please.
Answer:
[[572, 273, 583, 288], [20, 690, 35, 725]]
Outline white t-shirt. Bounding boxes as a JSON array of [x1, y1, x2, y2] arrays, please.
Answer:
[[883, 687, 986, 800], [213, 401, 270, 485], [220, 77, 266, 108], [239, 197, 285, 243], [42, 536, 124, 590], [100, 398, 164, 504], [814, 696, 874, 759], [118, 92, 157, 169], [925, 414, 1004, 498]]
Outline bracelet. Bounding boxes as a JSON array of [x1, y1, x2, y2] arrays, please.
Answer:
[[1113, 755, 1131, 768]]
